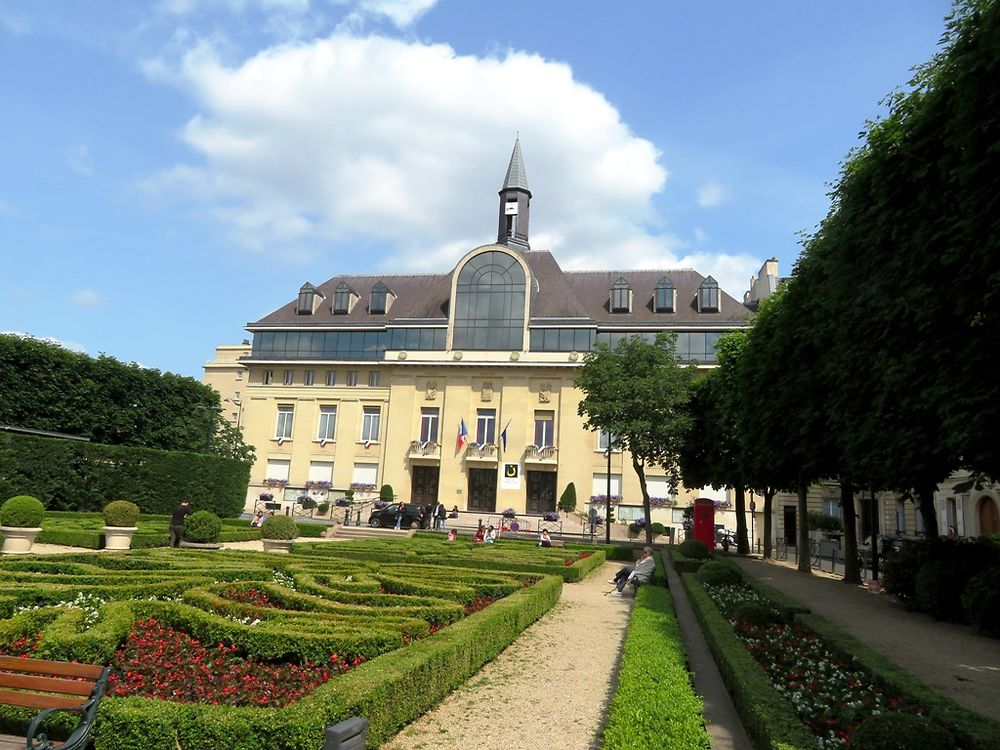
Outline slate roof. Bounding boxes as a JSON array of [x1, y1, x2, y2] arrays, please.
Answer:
[[500, 137, 530, 194], [247, 248, 751, 329]]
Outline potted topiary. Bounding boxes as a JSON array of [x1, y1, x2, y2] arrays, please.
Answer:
[[260, 515, 298, 553], [102, 500, 141, 550], [180, 510, 223, 550], [558, 482, 577, 515], [0, 495, 45, 555]]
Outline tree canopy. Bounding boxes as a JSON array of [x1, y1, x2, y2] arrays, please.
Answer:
[[575, 332, 695, 544]]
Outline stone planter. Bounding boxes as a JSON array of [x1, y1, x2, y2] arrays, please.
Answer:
[[103, 526, 139, 551], [0, 526, 43, 555], [262, 538, 295, 554], [179, 540, 223, 550]]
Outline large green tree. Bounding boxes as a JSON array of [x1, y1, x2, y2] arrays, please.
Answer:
[[575, 333, 695, 545]]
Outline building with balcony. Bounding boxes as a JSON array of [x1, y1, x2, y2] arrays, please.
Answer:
[[204, 139, 757, 532]]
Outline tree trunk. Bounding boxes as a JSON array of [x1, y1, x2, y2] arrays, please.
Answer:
[[797, 480, 811, 573], [916, 482, 940, 538], [763, 487, 775, 559], [734, 484, 749, 554], [840, 482, 861, 584], [632, 454, 654, 545]]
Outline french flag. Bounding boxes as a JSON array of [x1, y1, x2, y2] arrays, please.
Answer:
[[456, 418, 469, 451]]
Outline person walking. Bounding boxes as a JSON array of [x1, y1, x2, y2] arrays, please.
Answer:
[[169, 500, 191, 548], [435, 501, 447, 530]]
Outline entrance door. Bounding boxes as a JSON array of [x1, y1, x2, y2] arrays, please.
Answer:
[[526, 471, 557, 514], [468, 468, 497, 512], [979, 497, 1000, 534], [410, 466, 439, 508], [783, 506, 797, 546]]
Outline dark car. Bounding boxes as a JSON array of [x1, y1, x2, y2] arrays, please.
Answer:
[[368, 502, 426, 529]]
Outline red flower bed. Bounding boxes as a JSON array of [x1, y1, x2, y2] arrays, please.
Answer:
[[0, 632, 42, 658], [463, 596, 496, 615], [219, 586, 283, 609], [107, 618, 363, 707]]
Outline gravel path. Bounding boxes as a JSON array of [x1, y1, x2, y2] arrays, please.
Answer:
[[381, 562, 633, 750]]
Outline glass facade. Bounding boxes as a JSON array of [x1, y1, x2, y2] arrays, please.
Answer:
[[252, 328, 446, 360], [453, 251, 525, 350], [529, 329, 723, 362], [529, 328, 595, 352]]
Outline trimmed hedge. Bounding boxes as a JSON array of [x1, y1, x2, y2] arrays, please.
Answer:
[[601, 585, 709, 750], [103, 501, 140, 527], [0, 495, 45, 527], [0, 432, 249, 517]]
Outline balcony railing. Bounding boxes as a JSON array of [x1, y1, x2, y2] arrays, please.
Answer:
[[465, 443, 498, 461], [524, 445, 558, 463], [408, 440, 441, 459]]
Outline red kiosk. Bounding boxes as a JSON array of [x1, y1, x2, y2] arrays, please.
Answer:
[[693, 497, 716, 549]]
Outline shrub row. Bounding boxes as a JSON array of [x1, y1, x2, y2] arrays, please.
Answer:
[[0, 432, 249, 517], [601, 584, 709, 750], [92, 575, 563, 750]]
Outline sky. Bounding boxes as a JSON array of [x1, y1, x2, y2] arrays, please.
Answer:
[[1, 0, 955, 378]]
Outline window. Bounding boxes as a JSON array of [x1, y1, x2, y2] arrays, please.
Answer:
[[368, 371, 380, 387], [308, 461, 333, 484], [598, 430, 618, 451], [304, 370, 315, 386], [347, 371, 358, 387], [333, 282, 351, 314], [822, 497, 842, 519], [654, 277, 674, 313], [534, 411, 554, 448], [352, 462, 378, 487], [645, 476, 674, 502], [265, 459, 290, 481], [361, 406, 381, 442], [262, 369, 273, 385], [317, 406, 337, 441], [592, 473, 622, 497], [610, 277, 631, 313], [895, 500, 906, 534], [297, 284, 317, 315], [275, 405, 294, 440], [235, 370, 243, 381], [369, 281, 388, 314], [326, 370, 337, 386], [476, 409, 496, 445], [453, 250, 526, 350], [698, 276, 720, 312], [283, 370, 294, 385], [420, 408, 439, 443]]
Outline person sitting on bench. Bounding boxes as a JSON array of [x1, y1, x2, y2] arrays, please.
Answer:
[[609, 547, 655, 591]]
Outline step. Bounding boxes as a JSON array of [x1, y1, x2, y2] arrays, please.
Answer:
[[332, 526, 416, 540]]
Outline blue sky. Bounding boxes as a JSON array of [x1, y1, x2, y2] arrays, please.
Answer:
[[1, 0, 954, 378]]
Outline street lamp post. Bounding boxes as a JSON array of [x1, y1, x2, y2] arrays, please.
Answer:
[[194, 405, 223, 453], [605, 432, 614, 546], [749, 497, 756, 554]]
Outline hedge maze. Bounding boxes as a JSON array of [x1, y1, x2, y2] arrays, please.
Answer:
[[0, 538, 604, 750]]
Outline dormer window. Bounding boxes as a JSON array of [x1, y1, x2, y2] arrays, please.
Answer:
[[296, 283, 322, 315], [698, 276, 720, 313], [654, 277, 674, 313], [369, 281, 389, 315], [333, 282, 352, 315], [610, 277, 631, 313]]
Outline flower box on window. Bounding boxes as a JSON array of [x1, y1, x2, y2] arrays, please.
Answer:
[[263, 478, 288, 488], [305, 480, 332, 490], [349, 482, 376, 493]]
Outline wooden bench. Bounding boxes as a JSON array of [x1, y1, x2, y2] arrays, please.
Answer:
[[0, 656, 111, 750]]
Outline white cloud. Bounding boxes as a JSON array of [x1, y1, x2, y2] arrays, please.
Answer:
[[697, 180, 728, 208], [146, 34, 670, 271], [693, 226, 708, 243], [71, 290, 104, 309], [67, 144, 94, 177], [145, 33, 761, 298]]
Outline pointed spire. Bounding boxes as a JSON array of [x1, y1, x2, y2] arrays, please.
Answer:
[[501, 136, 530, 194]]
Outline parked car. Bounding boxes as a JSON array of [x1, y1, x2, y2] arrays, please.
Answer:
[[368, 502, 427, 529]]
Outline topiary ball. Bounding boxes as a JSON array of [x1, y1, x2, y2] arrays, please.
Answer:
[[732, 602, 776, 627], [260, 515, 298, 541], [184, 510, 222, 543], [103, 500, 140, 527], [0, 495, 45, 528], [678, 538, 711, 559], [697, 560, 743, 586], [850, 712, 954, 750]]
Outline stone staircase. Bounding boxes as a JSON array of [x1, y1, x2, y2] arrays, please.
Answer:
[[330, 525, 416, 541]]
